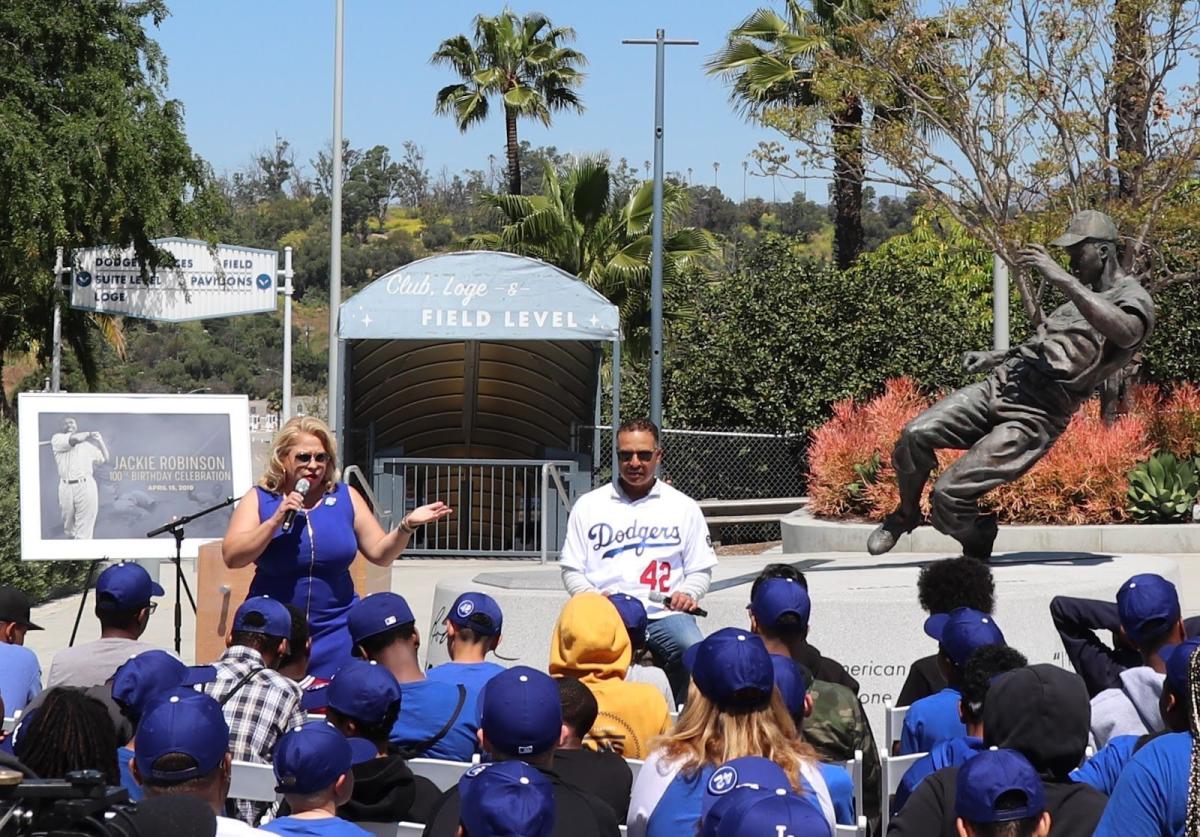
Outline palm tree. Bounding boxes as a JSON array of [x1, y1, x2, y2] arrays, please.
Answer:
[[432, 11, 586, 195], [707, 0, 878, 269], [470, 157, 719, 358]]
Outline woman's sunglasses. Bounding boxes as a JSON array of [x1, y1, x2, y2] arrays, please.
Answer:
[[293, 452, 329, 464]]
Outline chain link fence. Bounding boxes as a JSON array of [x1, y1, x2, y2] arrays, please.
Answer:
[[576, 425, 805, 545]]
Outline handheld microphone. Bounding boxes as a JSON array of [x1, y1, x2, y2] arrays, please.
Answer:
[[648, 590, 708, 618], [283, 478, 310, 532]]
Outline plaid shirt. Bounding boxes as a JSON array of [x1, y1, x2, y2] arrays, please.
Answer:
[[202, 645, 303, 824]]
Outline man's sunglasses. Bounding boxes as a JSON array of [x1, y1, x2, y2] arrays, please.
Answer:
[[617, 450, 656, 463], [294, 452, 329, 464]]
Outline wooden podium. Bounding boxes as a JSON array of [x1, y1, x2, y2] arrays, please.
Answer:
[[194, 541, 392, 664]]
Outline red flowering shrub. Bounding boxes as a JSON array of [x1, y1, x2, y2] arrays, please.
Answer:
[[1134, 382, 1200, 458]]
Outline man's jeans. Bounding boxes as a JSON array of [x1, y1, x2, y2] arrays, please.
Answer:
[[645, 612, 704, 708]]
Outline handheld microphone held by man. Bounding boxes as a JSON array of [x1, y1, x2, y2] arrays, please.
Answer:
[[283, 478, 310, 532], [648, 590, 707, 618]]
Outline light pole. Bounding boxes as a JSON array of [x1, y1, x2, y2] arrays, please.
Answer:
[[622, 29, 698, 429], [742, 160, 748, 202], [328, 0, 345, 445], [713, 161, 719, 189]]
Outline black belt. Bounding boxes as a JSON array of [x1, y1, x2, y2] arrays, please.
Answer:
[[61, 478, 87, 484]]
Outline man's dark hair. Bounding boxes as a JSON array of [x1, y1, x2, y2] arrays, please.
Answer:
[[326, 702, 401, 748], [960, 645, 1027, 724], [918, 557, 995, 615], [749, 564, 809, 601], [278, 604, 311, 671], [141, 753, 222, 796], [558, 677, 598, 738], [966, 790, 1044, 836], [616, 418, 660, 444], [95, 593, 145, 632], [229, 610, 288, 655], [357, 621, 417, 659]]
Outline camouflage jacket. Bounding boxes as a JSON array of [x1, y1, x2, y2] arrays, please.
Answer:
[[806, 677, 882, 823]]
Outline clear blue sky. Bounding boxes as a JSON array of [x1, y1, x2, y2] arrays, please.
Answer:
[[153, 1, 824, 203]]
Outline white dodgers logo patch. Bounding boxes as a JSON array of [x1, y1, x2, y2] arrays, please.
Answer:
[[457, 599, 475, 618], [708, 765, 738, 795]]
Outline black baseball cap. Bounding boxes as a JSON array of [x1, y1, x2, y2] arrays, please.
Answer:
[[0, 586, 42, 631]]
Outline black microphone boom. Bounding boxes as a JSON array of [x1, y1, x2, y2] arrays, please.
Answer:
[[283, 478, 310, 532]]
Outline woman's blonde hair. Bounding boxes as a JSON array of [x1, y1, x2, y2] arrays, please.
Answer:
[[649, 683, 818, 792], [259, 416, 340, 493]]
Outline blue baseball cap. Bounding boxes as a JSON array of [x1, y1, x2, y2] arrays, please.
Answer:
[[348, 593, 415, 646], [683, 628, 774, 710], [274, 722, 353, 795], [458, 760, 555, 837], [1117, 574, 1181, 646], [111, 651, 216, 724], [134, 690, 229, 783], [749, 578, 811, 631], [232, 596, 292, 638], [701, 756, 791, 821], [924, 607, 1006, 667], [713, 791, 832, 837], [479, 666, 562, 757], [769, 655, 811, 717], [608, 593, 649, 646], [325, 659, 401, 724], [956, 748, 1046, 823], [448, 592, 503, 636], [1160, 638, 1200, 694], [96, 562, 164, 611]]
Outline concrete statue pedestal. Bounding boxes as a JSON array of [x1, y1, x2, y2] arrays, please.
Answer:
[[425, 551, 1182, 736]]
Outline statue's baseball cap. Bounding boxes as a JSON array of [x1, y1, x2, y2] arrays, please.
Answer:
[[0, 586, 42, 630], [1117, 573, 1181, 646], [447, 591, 503, 636], [348, 592, 415, 647], [1050, 210, 1119, 247], [683, 627, 774, 710], [479, 666, 562, 757], [458, 760, 556, 837], [956, 748, 1046, 823], [925, 607, 1006, 667], [96, 562, 164, 612]]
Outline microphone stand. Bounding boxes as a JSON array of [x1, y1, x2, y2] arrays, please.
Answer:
[[146, 496, 236, 654]]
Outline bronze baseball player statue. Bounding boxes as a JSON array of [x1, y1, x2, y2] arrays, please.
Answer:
[[867, 211, 1155, 561]]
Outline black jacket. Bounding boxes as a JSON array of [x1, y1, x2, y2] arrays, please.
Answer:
[[338, 755, 440, 824], [887, 664, 1107, 837], [553, 748, 633, 823], [797, 643, 860, 695], [897, 654, 945, 707], [421, 763, 620, 837]]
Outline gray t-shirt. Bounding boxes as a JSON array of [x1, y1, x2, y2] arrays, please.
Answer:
[[46, 638, 174, 689]]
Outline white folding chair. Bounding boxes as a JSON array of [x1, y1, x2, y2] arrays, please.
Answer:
[[407, 757, 478, 792], [618, 827, 628, 836], [841, 749, 864, 820], [357, 824, 397, 837], [884, 701, 909, 755], [881, 751, 927, 833], [625, 757, 644, 785], [834, 816, 868, 837], [228, 760, 280, 803], [395, 824, 425, 837]]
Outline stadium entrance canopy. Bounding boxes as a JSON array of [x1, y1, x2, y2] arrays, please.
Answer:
[[336, 251, 622, 558]]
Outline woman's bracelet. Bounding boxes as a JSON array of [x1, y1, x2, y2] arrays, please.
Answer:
[[400, 515, 416, 534]]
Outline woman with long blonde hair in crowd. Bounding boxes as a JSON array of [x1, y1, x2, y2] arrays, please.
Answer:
[[626, 627, 834, 837]]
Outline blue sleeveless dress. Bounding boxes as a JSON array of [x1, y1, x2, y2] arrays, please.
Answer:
[[250, 483, 359, 678]]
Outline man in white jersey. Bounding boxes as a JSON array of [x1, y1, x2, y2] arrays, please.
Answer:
[[49, 417, 109, 539], [560, 418, 717, 703]]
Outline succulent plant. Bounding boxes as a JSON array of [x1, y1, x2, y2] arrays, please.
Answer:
[[1127, 452, 1200, 523]]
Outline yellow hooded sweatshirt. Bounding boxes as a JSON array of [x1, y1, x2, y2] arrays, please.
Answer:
[[549, 592, 671, 759]]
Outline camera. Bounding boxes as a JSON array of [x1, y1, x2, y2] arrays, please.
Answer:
[[0, 769, 136, 836]]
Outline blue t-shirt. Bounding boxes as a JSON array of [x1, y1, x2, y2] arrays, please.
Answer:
[[1071, 734, 1140, 795], [1094, 731, 1190, 837], [259, 816, 373, 836], [425, 660, 505, 726], [900, 688, 966, 755], [646, 765, 714, 837], [389, 679, 477, 762], [117, 746, 142, 802], [0, 644, 41, 714], [895, 735, 986, 813], [817, 761, 855, 824]]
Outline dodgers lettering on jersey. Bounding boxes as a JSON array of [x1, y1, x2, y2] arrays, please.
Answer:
[[561, 480, 717, 619]]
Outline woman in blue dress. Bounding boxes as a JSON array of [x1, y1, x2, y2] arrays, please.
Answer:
[[222, 416, 451, 679]]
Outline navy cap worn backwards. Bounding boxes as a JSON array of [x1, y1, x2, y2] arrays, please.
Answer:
[[924, 607, 1006, 667], [273, 721, 353, 795], [956, 748, 1046, 824], [683, 628, 774, 710], [96, 562, 165, 611], [232, 596, 291, 638], [111, 651, 216, 724], [458, 760, 555, 837], [713, 791, 832, 837], [448, 592, 503, 636], [134, 690, 229, 783], [1160, 638, 1200, 694], [348, 592, 415, 646], [479, 666, 562, 757], [325, 659, 401, 724], [608, 593, 649, 646], [1117, 573, 1181, 646], [749, 578, 811, 632]]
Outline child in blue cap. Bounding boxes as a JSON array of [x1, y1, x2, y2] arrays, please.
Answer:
[[955, 749, 1050, 837], [458, 760, 556, 837], [426, 591, 507, 746], [260, 722, 373, 836]]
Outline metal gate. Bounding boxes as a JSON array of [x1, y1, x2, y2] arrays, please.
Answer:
[[372, 458, 576, 560]]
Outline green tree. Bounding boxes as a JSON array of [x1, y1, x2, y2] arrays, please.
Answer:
[[432, 10, 586, 195], [0, 0, 212, 412], [471, 158, 719, 357]]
